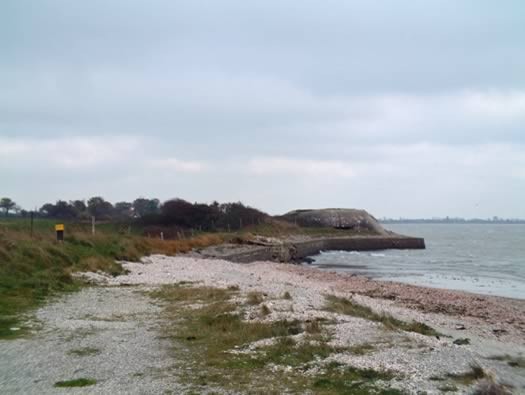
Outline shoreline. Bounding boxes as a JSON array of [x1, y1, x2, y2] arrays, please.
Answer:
[[278, 263, 525, 339]]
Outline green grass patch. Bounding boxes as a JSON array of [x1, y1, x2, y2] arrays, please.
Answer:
[[311, 362, 402, 395], [324, 295, 440, 336], [67, 347, 101, 356], [488, 354, 525, 369], [54, 378, 97, 388], [349, 342, 376, 355], [152, 284, 402, 393]]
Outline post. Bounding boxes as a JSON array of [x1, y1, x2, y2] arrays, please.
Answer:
[[30, 211, 34, 238], [160, 231, 164, 241], [239, 218, 243, 229], [55, 224, 64, 243], [91, 216, 96, 235]]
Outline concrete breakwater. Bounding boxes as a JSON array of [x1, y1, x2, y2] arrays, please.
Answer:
[[198, 236, 425, 263]]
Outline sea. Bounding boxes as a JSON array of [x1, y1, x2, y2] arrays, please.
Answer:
[[307, 224, 525, 300]]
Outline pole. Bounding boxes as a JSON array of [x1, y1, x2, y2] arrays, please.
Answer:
[[30, 211, 34, 238], [91, 216, 96, 235]]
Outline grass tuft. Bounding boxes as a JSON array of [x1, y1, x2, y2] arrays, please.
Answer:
[[488, 354, 525, 369], [446, 363, 486, 385], [246, 291, 264, 305], [67, 347, 101, 357], [54, 378, 97, 388], [324, 295, 440, 336], [349, 342, 376, 355], [260, 304, 271, 316]]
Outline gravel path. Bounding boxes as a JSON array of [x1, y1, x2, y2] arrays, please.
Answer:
[[0, 287, 183, 394]]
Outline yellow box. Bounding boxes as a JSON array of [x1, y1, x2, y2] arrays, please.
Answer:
[[55, 224, 65, 231]]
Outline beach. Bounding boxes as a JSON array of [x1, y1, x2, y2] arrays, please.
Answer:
[[82, 255, 524, 393]]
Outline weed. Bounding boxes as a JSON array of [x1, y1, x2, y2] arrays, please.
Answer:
[[68, 347, 100, 356], [446, 364, 486, 385], [438, 384, 458, 392], [324, 295, 440, 336], [246, 291, 264, 305], [453, 338, 470, 345], [472, 380, 512, 395], [54, 378, 97, 388], [260, 304, 271, 316], [311, 362, 400, 395], [488, 354, 525, 369], [349, 342, 376, 355], [305, 319, 323, 334]]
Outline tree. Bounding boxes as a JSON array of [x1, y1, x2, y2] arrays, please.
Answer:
[[87, 196, 114, 219], [114, 201, 133, 218], [71, 200, 87, 214], [0, 197, 16, 217], [38, 201, 78, 219], [132, 198, 160, 217]]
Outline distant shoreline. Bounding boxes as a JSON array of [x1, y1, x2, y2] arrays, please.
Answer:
[[381, 220, 525, 224]]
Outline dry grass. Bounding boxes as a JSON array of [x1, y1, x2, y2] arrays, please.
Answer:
[[260, 304, 271, 316], [246, 291, 264, 305], [446, 364, 487, 385]]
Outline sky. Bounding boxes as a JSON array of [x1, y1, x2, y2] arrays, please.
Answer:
[[1, 0, 525, 218]]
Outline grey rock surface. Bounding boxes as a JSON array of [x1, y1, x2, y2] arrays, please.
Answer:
[[281, 208, 389, 235]]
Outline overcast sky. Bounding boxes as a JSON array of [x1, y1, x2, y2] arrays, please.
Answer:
[[1, 0, 524, 218]]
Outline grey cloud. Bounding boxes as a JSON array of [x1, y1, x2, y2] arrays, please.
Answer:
[[1, 0, 525, 217]]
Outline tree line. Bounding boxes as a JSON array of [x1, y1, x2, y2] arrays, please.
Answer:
[[0, 196, 268, 231]]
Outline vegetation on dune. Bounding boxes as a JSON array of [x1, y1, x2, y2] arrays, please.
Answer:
[[0, 219, 225, 339], [324, 295, 440, 336], [150, 283, 402, 394]]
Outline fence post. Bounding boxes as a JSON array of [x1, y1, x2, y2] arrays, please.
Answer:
[[91, 216, 96, 235]]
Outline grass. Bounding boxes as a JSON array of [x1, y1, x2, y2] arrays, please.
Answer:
[[151, 283, 403, 394], [324, 295, 440, 336], [67, 347, 101, 356], [446, 364, 486, 385], [54, 378, 97, 388], [488, 354, 525, 369], [260, 304, 271, 316], [311, 362, 402, 395], [246, 291, 264, 305], [349, 342, 376, 355], [0, 218, 225, 339]]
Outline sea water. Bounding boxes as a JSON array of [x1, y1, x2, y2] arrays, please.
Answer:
[[307, 224, 525, 300]]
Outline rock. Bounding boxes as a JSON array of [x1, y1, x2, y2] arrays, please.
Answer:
[[280, 208, 388, 235], [455, 324, 466, 330]]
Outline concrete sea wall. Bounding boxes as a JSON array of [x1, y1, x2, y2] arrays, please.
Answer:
[[210, 236, 425, 263]]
